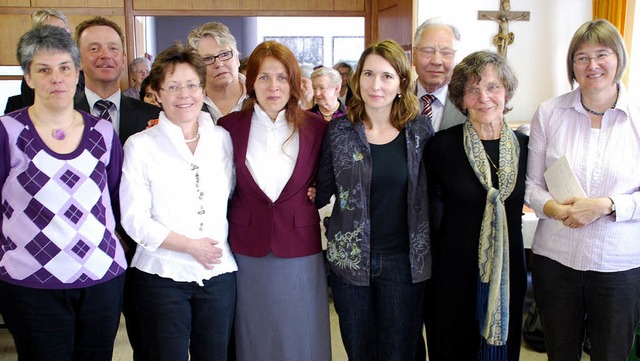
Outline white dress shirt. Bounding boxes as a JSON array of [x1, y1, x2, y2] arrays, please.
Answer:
[[85, 88, 121, 135], [525, 84, 640, 272], [120, 111, 237, 284], [417, 82, 448, 131], [245, 104, 299, 202]]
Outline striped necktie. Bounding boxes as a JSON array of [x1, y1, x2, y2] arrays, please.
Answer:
[[94, 99, 114, 123], [421, 94, 436, 119]]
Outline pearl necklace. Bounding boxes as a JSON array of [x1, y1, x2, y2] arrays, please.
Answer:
[[581, 84, 620, 116], [185, 132, 200, 143]]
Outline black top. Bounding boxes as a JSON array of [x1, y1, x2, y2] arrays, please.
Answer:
[[369, 131, 409, 253], [481, 138, 500, 187]]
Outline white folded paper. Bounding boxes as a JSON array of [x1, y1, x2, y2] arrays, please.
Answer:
[[543, 155, 586, 203]]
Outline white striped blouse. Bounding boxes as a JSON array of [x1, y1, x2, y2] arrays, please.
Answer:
[[525, 84, 640, 272]]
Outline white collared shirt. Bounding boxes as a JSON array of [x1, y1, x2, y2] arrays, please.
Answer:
[[120, 111, 237, 284], [246, 104, 299, 202], [85, 88, 121, 135], [525, 84, 640, 272], [417, 82, 448, 131], [203, 73, 248, 123]]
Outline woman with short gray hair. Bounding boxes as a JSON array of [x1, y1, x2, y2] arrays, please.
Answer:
[[309, 66, 346, 121], [188, 21, 246, 122], [0, 25, 126, 360]]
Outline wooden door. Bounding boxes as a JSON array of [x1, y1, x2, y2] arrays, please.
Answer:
[[371, 0, 415, 49]]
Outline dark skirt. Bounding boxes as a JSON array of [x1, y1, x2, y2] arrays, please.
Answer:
[[234, 252, 331, 361]]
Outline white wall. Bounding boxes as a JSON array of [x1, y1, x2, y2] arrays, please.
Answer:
[[629, 3, 640, 94], [417, 0, 590, 122]]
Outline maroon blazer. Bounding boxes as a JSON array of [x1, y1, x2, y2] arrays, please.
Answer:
[[218, 109, 328, 258]]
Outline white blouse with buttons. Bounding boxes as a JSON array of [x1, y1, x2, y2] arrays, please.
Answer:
[[120, 111, 237, 284], [245, 104, 299, 202]]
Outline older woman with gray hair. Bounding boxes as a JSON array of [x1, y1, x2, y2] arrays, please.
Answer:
[[188, 21, 246, 122], [123, 57, 151, 100], [425, 50, 527, 361], [309, 66, 346, 121], [0, 25, 126, 360]]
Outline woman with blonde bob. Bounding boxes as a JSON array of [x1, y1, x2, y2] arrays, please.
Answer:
[[526, 19, 640, 361], [316, 39, 432, 360]]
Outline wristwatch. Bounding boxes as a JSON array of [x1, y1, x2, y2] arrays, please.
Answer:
[[609, 197, 616, 215]]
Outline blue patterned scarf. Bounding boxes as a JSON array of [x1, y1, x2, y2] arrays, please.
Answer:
[[462, 120, 519, 361]]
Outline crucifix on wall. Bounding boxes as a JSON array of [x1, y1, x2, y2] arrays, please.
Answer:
[[478, 0, 530, 58]]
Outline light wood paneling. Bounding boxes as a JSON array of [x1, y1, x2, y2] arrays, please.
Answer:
[[31, 0, 123, 7], [133, 0, 363, 11], [309, 0, 334, 11], [0, 0, 29, 6], [192, 0, 242, 10], [335, 0, 365, 12], [0, 15, 32, 65]]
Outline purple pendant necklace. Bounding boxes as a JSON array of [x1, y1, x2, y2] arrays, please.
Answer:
[[34, 114, 75, 140], [49, 120, 75, 140]]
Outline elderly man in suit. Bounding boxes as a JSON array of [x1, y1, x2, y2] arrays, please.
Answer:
[[413, 18, 467, 361], [413, 18, 466, 132], [73, 16, 160, 361]]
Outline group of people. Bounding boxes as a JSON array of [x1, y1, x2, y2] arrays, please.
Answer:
[[0, 8, 638, 361]]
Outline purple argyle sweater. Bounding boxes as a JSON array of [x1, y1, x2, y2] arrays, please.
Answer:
[[0, 108, 126, 289]]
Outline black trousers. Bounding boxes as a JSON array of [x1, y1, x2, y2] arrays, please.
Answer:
[[533, 254, 640, 361]]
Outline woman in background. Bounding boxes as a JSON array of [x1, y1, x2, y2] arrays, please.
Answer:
[[316, 39, 432, 360], [218, 40, 331, 361], [310, 66, 346, 121], [188, 21, 246, 122], [139, 76, 160, 108], [526, 19, 640, 360]]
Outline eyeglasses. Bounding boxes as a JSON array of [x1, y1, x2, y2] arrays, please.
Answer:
[[414, 47, 456, 59], [134, 70, 149, 76], [463, 83, 504, 100], [201, 50, 234, 66], [572, 51, 614, 66], [161, 82, 202, 94]]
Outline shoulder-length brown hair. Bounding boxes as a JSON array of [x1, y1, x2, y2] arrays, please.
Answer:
[[242, 40, 304, 129], [347, 39, 418, 131]]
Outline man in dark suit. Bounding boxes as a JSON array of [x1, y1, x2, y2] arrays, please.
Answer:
[[413, 18, 467, 361], [74, 16, 160, 361], [412, 18, 466, 132]]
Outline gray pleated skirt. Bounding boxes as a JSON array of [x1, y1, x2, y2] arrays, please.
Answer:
[[234, 252, 331, 361]]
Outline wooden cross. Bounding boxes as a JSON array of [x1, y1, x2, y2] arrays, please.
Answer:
[[478, 0, 530, 58]]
